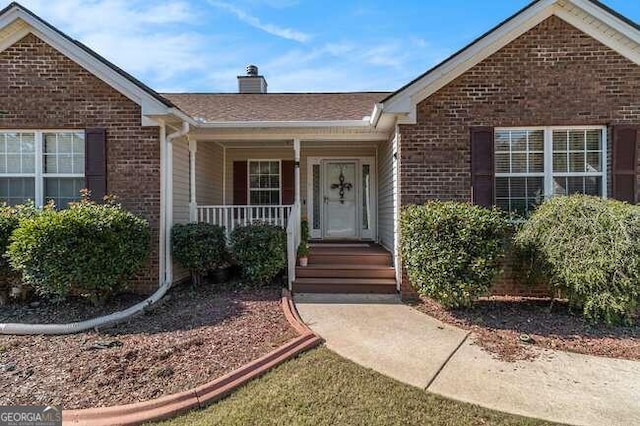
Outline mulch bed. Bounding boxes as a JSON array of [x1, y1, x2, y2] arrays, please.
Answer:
[[414, 296, 639, 362], [0, 282, 297, 409]]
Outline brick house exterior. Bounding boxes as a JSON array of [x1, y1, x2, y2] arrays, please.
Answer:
[[396, 15, 640, 298], [1, 0, 640, 299], [0, 33, 162, 291]]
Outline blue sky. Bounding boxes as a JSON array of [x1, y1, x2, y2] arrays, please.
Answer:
[[3, 0, 640, 93]]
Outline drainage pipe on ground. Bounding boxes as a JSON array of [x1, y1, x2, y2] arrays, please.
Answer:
[[0, 121, 190, 335]]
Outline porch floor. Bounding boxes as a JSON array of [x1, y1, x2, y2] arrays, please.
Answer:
[[293, 242, 397, 294]]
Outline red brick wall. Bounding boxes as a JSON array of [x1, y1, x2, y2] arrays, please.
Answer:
[[0, 34, 160, 293], [398, 16, 640, 299]]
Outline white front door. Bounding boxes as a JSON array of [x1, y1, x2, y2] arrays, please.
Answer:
[[323, 161, 358, 238]]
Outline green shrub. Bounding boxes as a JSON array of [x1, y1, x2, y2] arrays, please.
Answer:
[[400, 201, 510, 308], [515, 195, 640, 325], [229, 223, 286, 285], [7, 199, 150, 304], [172, 223, 227, 285], [0, 203, 38, 274]]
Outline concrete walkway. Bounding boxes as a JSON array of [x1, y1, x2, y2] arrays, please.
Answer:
[[295, 294, 640, 426]]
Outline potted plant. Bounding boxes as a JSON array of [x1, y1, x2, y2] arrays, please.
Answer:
[[298, 218, 310, 267], [297, 241, 310, 267]]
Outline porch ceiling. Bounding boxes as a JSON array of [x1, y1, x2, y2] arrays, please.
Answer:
[[200, 139, 384, 149], [187, 125, 390, 143]]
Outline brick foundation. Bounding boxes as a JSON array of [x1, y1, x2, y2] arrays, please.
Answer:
[[0, 34, 161, 293]]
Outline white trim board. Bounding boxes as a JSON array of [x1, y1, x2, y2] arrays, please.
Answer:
[[381, 0, 640, 124]]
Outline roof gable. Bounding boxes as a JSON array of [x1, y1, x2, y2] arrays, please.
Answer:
[[381, 0, 640, 123], [0, 2, 174, 125]]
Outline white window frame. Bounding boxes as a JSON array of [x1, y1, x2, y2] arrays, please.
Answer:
[[495, 126, 608, 206], [247, 159, 282, 206], [0, 130, 85, 207]]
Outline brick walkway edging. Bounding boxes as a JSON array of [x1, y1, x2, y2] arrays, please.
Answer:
[[62, 289, 323, 426]]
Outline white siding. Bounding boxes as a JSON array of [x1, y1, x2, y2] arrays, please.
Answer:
[[377, 132, 396, 255], [172, 137, 190, 282], [196, 142, 223, 205]]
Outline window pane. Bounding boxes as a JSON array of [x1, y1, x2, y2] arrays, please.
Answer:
[[495, 131, 510, 152], [528, 131, 544, 151], [553, 177, 567, 196], [0, 132, 36, 174], [567, 176, 585, 194], [529, 152, 543, 173], [248, 160, 281, 206], [45, 155, 58, 174], [553, 131, 567, 152], [585, 177, 603, 196], [569, 130, 585, 151], [495, 176, 542, 216], [270, 162, 279, 174], [510, 177, 526, 197], [495, 177, 509, 199], [0, 177, 35, 205], [586, 152, 601, 172], [6, 155, 21, 173], [569, 152, 585, 173], [43, 132, 85, 175], [44, 177, 84, 208], [553, 153, 567, 173], [511, 153, 527, 173], [495, 153, 510, 173], [511, 131, 527, 151], [527, 177, 544, 199], [586, 130, 601, 151]]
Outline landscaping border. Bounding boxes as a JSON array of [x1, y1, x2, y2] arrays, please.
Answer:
[[62, 289, 322, 426]]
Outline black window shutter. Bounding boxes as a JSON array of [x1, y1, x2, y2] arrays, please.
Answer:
[[612, 125, 638, 203], [281, 160, 295, 205], [85, 128, 107, 202], [233, 161, 248, 205], [470, 126, 495, 207]]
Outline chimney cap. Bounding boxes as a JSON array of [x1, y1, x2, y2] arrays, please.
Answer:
[[246, 64, 259, 76]]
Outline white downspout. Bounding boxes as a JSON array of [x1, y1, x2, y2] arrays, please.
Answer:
[[189, 138, 198, 222], [165, 121, 190, 284], [0, 120, 190, 335]]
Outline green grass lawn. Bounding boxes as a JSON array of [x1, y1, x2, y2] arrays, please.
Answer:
[[156, 347, 558, 426]]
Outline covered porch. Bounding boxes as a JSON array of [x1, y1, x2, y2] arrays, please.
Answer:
[[172, 130, 396, 290], [182, 138, 382, 239]]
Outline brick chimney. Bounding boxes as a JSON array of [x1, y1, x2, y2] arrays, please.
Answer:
[[237, 65, 268, 94]]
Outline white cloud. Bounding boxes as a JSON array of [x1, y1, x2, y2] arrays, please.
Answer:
[[2, 0, 449, 93], [4, 0, 206, 86], [208, 1, 310, 43]]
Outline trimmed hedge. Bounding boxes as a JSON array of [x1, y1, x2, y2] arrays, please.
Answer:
[[0, 203, 37, 276], [229, 223, 286, 285], [7, 199, 150, 304], [400, 201, 510, 308], [515, 195, 640, 325], [172, 223, 227, 285]]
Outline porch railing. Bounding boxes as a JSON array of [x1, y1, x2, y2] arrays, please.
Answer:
[[286, 203, 300, 290], [195, 204, 299, 289], [196, 205, 293, 238]]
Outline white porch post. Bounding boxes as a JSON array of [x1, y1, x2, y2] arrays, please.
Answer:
[[294, 138, 301, 234], [189, 138, 197, 222], [294, 138, 301, 206]]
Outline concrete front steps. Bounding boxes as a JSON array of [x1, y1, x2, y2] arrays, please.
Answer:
[[293, 243, 397, 294]]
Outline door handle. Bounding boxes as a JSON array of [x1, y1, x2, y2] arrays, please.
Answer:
[[324, 196, 328, 204]]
